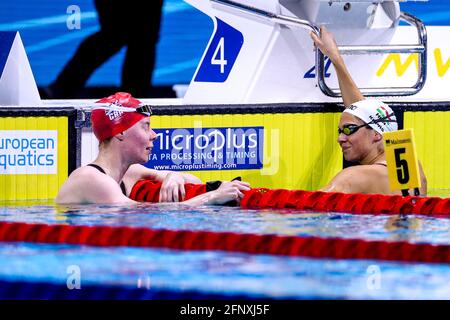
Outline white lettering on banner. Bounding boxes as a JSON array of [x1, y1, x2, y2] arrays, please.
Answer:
[[156, 128, 258, 154], [150, 127, 263, 171], [0, 130, 58, 174]]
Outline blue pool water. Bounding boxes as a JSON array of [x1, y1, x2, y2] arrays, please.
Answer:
[[0, 242, 449, 299], [0, 202, 449, 299], [1, 202, 449, 245]]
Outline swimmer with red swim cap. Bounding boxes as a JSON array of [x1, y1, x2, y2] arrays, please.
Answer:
[[311, 27, 427, 195], [56, 92, 250, 204]]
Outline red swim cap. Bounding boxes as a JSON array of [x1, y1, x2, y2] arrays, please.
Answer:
[[91, 92, 148, 142]]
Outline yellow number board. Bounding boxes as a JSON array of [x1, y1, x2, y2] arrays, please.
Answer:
[[383, 129, 421, 192]]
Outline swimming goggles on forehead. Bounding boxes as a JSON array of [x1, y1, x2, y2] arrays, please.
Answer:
[[135, 105, 152, 116], [338, 113, 396, 136], [92, 103, 153, 116]]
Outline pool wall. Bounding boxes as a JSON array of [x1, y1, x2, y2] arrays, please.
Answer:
[[143, 102, 450, 192], [0, 108, 80, 201], [1, 102, 450, 200]]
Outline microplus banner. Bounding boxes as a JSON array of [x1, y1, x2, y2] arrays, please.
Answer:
[[147, 126, 264, 171], [0, 130, 58, 174]]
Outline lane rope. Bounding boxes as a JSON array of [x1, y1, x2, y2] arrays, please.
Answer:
[[0, 221, 448, 264], [130, 180, 450, 215]]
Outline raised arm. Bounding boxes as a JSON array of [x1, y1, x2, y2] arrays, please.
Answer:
[[310, 26, 364, 107]]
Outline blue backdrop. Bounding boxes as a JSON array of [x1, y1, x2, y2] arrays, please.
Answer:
[[0, 0, 447, 87]]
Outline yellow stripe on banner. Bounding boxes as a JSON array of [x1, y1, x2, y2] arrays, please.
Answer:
[[27, 116, 38, 199], [37, 117, 48, 199], [0, 118, 3, 200], [0, 116, 69, 201], [48, 117, 57, 198], [15, 117, 27, 200], [5, 117, 16, 200], [58, 116, 69, 193], [151, 113, 342, 190], [405, 111, 450, 190]]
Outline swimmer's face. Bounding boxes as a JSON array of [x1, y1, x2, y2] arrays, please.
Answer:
[[122, 117, 157, 164], [338, 112, 375, 162]]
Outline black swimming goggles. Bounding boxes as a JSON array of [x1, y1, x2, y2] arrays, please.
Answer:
[[94, 104, 152, 116], [338, 113, 396, 136], [135, 105, 152, 116]]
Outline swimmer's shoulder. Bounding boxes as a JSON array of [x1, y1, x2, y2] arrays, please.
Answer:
[[330, 165, 389, 194], [56, 165, 122, 204], [353, 164, 393, 194]]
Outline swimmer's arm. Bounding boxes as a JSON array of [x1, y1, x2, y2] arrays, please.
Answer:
[[157, 171, 202, 184], [418, 161, 428, 196], [332, 55, 365, 108], [320, 167, 363, 194], [182, 180, 251, 206], [124, 165, 202, 202], [320, 177, 351, 193], [180, 191, 217, 206], [310, 26, 364, 107], [125, 164, 202, 184]]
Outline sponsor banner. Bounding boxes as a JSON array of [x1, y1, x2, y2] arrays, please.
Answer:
[[146, 126, 263, 171], [0, 130, 58, 174]]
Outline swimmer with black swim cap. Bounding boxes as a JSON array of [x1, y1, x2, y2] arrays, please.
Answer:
[[56, 92, 250, 204]]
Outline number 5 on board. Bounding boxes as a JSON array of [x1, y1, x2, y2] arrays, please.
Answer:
[[383, 129, 421, 195]]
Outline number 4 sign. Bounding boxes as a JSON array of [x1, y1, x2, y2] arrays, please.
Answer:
[[194, 18, 244, 83], [383, 129, 422, 195], [211, 37, 227, 74]]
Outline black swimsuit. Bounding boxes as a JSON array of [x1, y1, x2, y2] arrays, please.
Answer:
[[87, 164, 127, 196]]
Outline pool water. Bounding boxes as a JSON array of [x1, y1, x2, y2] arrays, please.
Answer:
[[1, 202, 449, 245], [0, 242, 449, 300], [0, 201, 449, 299]]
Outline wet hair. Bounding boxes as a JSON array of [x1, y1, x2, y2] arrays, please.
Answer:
[[98, 137, 112, 149]]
